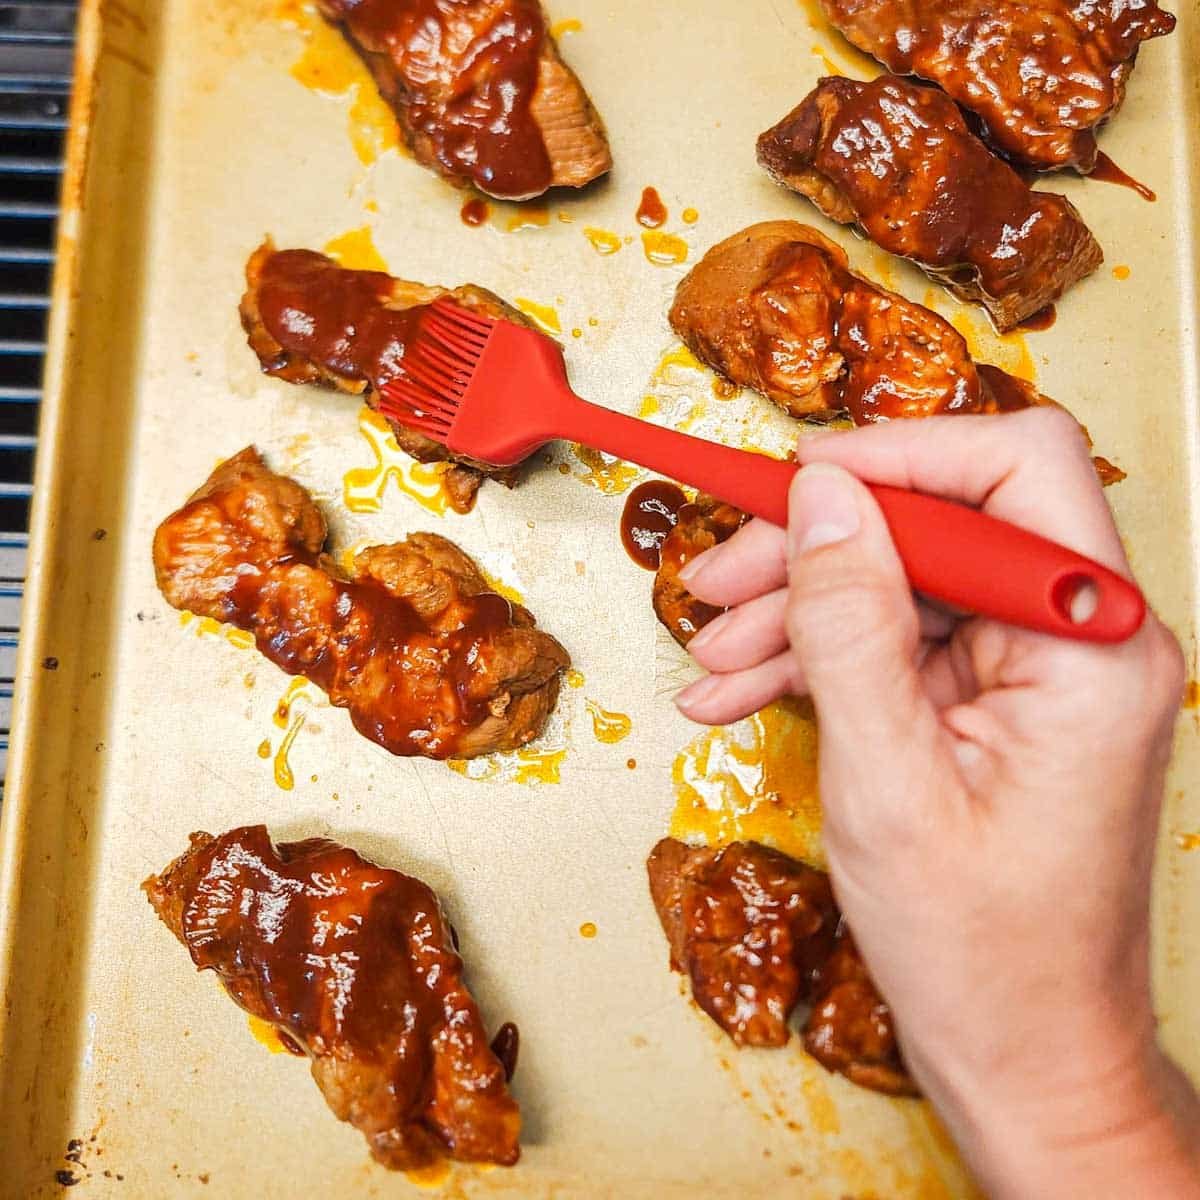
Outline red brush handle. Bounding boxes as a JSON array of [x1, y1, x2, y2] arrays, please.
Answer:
[[559, 397, 1145, 644]]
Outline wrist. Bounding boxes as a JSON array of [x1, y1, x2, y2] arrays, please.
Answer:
[[920, 1021, 1200, 1199]]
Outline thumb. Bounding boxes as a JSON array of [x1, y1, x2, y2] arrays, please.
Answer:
[[785, 463, 940, 766]]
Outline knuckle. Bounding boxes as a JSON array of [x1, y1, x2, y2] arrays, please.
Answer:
[[1145, 620, 1187, 704], [1021, 405, 1092, 459]]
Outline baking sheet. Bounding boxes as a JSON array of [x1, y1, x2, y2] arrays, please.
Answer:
[[0, 0, 1197, 1195]]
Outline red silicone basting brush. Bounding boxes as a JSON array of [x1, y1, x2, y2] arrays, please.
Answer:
[[377, 299, 1145, 644]]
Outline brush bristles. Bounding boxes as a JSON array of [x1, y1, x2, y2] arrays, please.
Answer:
[[430, 297, 495, 339], [377, 377, 454, 439], [374, 300, 497, 443]]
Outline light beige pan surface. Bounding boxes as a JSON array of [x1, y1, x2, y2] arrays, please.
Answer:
[[0, 0, 1197, 1195]]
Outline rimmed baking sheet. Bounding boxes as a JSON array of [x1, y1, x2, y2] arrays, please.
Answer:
[[0, 0, 1196, 1194]]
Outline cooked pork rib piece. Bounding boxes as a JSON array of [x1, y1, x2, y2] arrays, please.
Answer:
[[804, 924, 915, 1096], [670, 221, 1042, 423], [647, 838, 837, 1048], [758, 77, 1103, 331], [669, 222, 1124, 485], [241, 240, 541, 513], [653, 495, 746, 648], [144, 826, 521, 1170], [317, 0, 611, 199], [818, 0, 1175, 172], [647, 838, 916, 1096], [152, 447, 569, 760]]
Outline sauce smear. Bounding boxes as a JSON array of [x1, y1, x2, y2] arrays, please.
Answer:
[[1091, 152, 1156, 202], [636, 186, 668, 228], [621, 480, 687, 569]]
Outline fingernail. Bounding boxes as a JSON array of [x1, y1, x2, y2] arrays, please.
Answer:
[[685, 612, 726, 654], [675, 673, 720, 714], [787, 463, 861, 559], [677, 548, 712, 586]]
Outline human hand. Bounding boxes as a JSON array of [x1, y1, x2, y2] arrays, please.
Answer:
[[673, 409, 1199, 1198]]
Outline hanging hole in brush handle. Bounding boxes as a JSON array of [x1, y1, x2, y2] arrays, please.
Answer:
[[867, 485, 1145, 643]]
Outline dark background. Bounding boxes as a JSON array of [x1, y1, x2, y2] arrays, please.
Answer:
[[0, 0, 76, 786]]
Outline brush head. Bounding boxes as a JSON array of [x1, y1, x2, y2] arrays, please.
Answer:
[[376, 299, 497, 445], [377, 298, 571, 467]]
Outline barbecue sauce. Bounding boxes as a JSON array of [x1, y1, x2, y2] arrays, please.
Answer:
[[1091, 152, 1156, 202], [1016, 303, 1057, 331], [461, 197, 490, 226], [646, 837, 917, 1095], [758, 77, 1100, 323], [151, 826, 521, 1168], [680, 228, 1038, 425], [652, 497, 747, 645], [224, 562, 514, 759], [157, 449, 542, 761], [636, 186, 668, 228], [620, 480, 688, 569], [490, 1022, 520, 1081], [324, 0, 552, 199], [818, 0, 1175, 171], [254, 248, 430, 389]]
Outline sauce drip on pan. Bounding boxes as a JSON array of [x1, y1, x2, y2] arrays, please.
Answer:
[[461, 197, 490, 226], [489, 1022, 520, 1081], [1090, 152, 1156, 202], [620, 480, 688, 569], [1016, 303, 1056, 331], [324, 0, 552, 198], [636, 186, 668, 228]]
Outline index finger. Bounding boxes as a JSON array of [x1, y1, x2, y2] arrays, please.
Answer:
[[794, 408, 1131, 576]]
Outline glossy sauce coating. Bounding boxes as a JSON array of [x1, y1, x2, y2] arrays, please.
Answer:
[[248, 247, 428, 389], [144, 826, 521, 1169], [818, 0, 1176, 171], [652, 495, 747, 646], [636, 186, 668, 229], [320, 0, 551, 197], [757, 77, 1102, 331], [230, 570, 512, 758], [240, 241, 530, 513], [672, 222, 1032, 425], [646, 838, 916, 1095], [803, 925, 917, 1095], [620, 480, 688, 570], [152, 449, 569, 760]]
